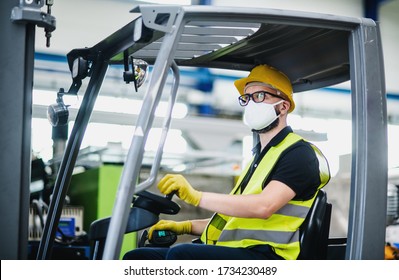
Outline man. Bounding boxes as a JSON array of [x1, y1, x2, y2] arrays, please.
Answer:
[[123, 64, 330, 260]]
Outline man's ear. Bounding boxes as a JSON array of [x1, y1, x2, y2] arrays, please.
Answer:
[[280, 100, 290, 113]]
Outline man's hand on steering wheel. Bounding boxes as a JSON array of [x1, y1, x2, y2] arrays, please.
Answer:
[[157, 174, 203, 206]]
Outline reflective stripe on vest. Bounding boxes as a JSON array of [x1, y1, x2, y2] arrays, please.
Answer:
[[200, 132, 330, 259]]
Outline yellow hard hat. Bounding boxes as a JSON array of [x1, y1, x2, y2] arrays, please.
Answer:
[[234, 65, 295, 113]]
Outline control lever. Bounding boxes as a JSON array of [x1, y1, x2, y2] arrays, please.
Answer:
[[138, 229, 177, 248], [150, 230, 177, 247], [166, 190, 177, 201]]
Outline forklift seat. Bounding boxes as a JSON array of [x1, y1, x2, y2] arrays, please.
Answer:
[[297, 189, 332, 260]]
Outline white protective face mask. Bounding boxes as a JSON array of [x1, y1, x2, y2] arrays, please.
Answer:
[[243, 100, 283, 131]]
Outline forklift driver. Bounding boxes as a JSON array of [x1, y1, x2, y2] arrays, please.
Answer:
[[123, 64, 331, 260]]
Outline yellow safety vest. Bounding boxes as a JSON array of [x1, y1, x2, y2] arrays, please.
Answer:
[[200, 132, 330, 259]]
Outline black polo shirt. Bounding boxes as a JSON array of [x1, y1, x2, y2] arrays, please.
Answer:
[[238, 126, 322, 200]]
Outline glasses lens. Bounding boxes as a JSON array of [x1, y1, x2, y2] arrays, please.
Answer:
[[252, 92, 265, 103], [238, 95, 249, 106]]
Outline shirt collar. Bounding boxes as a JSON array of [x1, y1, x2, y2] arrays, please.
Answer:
[[252, 126, 294, 155], [269, 126, 293, 147]]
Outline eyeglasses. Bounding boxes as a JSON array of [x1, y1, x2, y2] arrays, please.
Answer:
[[238, 91, 283, 106]]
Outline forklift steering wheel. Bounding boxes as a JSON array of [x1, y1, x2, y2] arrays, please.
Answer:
[[133, 190, 180, 215]]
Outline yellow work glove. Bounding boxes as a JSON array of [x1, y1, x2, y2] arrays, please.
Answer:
[[158, 174, 202, 206], [148, 220, 192, 240]]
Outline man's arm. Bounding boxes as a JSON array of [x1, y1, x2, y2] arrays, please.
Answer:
[[148, 218, 210, 237], [158, 174, 296, 219], [190, 219, 210, 235], [199, 180, 295, 219]]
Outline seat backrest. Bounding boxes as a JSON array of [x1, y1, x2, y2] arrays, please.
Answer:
[[297, 189, 332, 260]]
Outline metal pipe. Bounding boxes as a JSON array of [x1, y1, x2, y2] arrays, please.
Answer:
[[102, 8, 186, 259], [136, 62, 180, 193]]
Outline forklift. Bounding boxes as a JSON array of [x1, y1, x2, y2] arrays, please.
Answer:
[[23, 4, 387, 260]]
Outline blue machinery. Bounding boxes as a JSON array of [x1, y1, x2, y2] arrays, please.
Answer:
[[2, 3, 387, 259]]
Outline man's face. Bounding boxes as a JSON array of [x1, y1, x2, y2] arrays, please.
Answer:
[[242, 84, 286, 134]]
